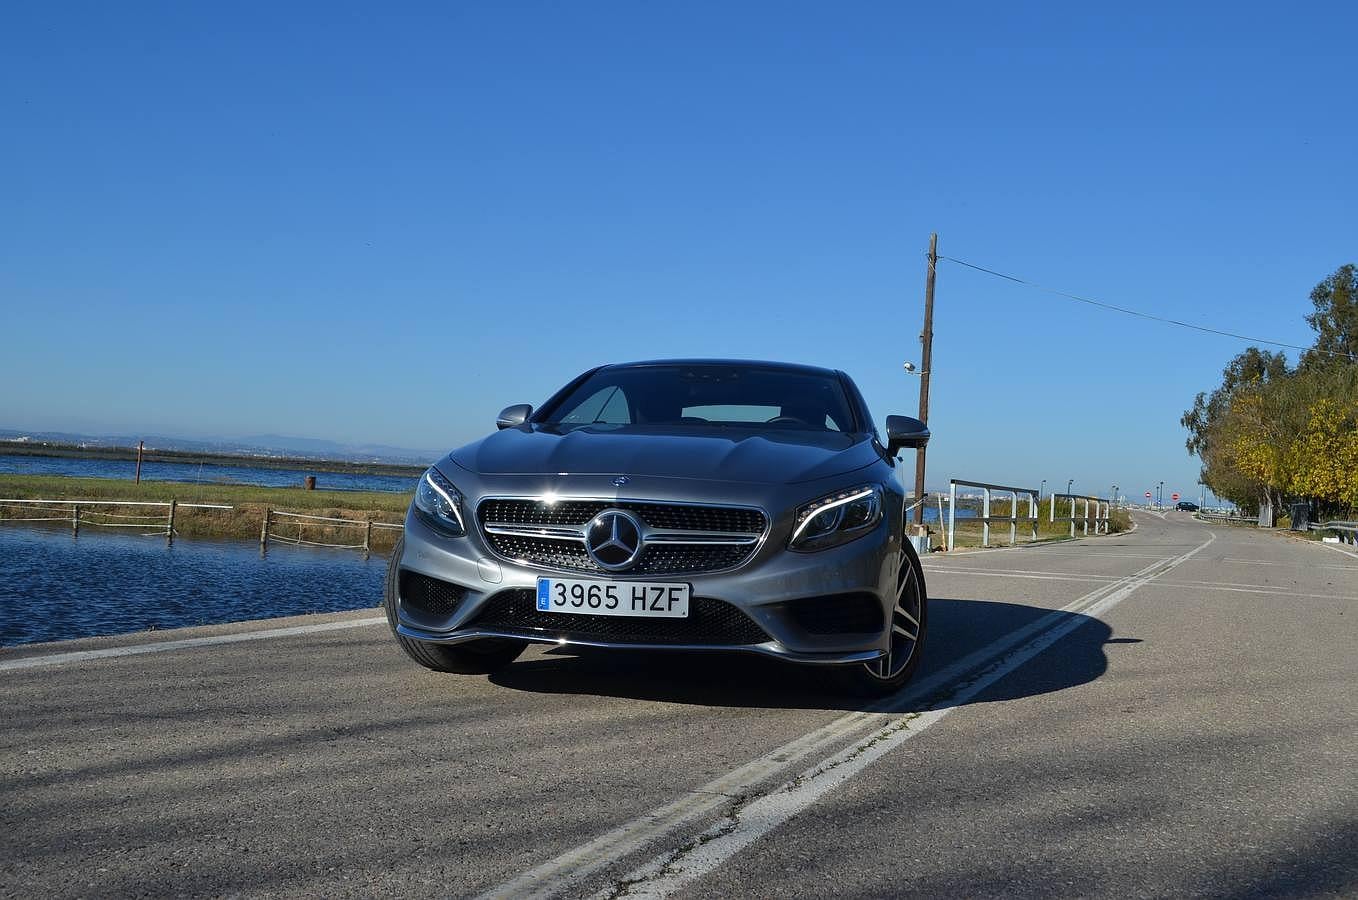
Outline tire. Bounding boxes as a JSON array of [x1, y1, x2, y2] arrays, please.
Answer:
[[834, 538, 928, 697], [383, 538, 525, 674]]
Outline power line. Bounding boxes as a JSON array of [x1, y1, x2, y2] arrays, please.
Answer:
[[938, 255, 1353, 361]]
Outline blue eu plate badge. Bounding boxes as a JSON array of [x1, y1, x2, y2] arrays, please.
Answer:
[[536, 579, 551, 611]]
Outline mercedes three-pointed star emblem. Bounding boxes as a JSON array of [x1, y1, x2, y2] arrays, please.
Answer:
[[585, 509, 643, 571]]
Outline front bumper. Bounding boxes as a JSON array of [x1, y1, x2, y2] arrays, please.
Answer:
[[393, 481, 904, 666]]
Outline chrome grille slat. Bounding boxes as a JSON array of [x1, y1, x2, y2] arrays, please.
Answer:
[[482, 523, 587, 540]]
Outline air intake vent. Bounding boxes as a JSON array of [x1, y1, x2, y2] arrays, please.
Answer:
[[399, 571, 466, 618], [781, 593, 883, 635]]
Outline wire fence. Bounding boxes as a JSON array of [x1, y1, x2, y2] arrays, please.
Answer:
[[0, 498, 233, 543], [261, 509, 404, 556], [0, 498, 402, 555]]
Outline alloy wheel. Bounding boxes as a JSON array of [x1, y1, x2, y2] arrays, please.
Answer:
[[869, 550, 922, 680]]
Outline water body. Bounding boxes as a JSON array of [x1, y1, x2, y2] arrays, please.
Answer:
[[920, 505, 974, 524], [3, 453, 976, 519], [0, 452, 419, 493], [0, 527, 386, 647]]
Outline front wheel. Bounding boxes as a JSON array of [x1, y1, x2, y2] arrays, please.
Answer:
[[383, 539, 525, 674], [835, 542, 927, 697]]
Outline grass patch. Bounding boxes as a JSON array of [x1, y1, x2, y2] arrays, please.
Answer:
[[0, 474, 411, 551]]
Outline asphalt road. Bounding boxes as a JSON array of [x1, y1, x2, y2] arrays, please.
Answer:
[[2, 512, 1355, 898]]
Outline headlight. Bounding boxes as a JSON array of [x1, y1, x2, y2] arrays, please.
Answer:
[[788, 485, 883, 551], [413, 467, 466, 536]]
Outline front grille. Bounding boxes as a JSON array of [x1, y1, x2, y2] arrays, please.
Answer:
[[478, 499, 765, 534], [399, 571, 466, 617], [483, 535, 754, 576], [486, 535, 596, 571], [477, 498, 767, 576], [781, 593, 883, 635], [468, 589, 771, 645], [631, 544, 752, 575]]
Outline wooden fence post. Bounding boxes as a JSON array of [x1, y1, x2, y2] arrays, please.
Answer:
[[363, 519, 373, 556], [166, 499, 177, 546], [72, 503, 79, 535], [260, 509, 271, 554]]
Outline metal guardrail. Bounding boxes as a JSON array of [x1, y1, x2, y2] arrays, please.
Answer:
[[1049, 493, 1110, 537], [947, 479, 1040, 550], [1315, 520, 1358, 545], [0, 498, 233, 544], [1195, 511, 1256, 526]]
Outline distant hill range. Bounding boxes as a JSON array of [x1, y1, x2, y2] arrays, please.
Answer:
[[0, 428, 438, 472]]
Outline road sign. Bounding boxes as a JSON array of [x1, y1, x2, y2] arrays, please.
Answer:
[[1145, 491, 1152, 498], [1172, 493, 1180, 501]]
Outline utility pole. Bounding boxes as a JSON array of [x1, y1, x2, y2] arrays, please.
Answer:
[[913, 233, 937, 533]]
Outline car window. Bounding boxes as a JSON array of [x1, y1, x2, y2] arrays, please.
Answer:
[[542, 365, 856, 432], [557, 386, 632, 425], [681, 404, 780, 423], [680, 405, 845, 431]]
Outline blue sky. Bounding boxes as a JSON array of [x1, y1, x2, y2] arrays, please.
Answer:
[[2, 1, 1354, 500]]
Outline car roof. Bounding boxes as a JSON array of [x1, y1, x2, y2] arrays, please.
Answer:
[[601, 358, 842, 378]]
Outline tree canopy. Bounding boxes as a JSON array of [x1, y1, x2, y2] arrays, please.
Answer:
[[1183, 264, 1358, 516], [1302, 263, 1358, 367]]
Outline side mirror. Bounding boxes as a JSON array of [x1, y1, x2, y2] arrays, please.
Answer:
[[885, 415, 930, 455], [496, 404, 533, 430]]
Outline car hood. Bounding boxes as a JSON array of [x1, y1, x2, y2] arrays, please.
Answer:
[[445, 424, 881, 485]]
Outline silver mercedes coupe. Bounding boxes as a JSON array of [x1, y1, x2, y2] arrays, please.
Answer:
[[384, 359, 930, 695]]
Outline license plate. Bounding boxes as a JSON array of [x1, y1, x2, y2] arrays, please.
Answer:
[[535, 577, 690, 618]]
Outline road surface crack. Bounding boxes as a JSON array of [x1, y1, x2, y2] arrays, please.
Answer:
[[602, 713, 920, 898]]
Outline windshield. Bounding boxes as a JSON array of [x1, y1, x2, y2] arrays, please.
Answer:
[[540, 364, 857, 432]]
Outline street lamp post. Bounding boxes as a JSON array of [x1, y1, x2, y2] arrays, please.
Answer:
[[1157, 480, 1164, 509], [1066, 479, 1074, 495], [1039, 479, 1046, 500], [1112, 485, 1118, 508]]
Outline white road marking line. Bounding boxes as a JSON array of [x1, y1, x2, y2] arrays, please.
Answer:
[[0, 617, 387, 672], [1018, 550, 1168, 558], [932, 551, 1181, 563], [1146, 582, 1358, 601], [481, 542, 1208, 900], [1311, 540, 1358, 561], [1222, 557, 1358, 571], [596, 532, 1216, 899], [925, 567, 1354, 601], [924, 567, 1120, 583]]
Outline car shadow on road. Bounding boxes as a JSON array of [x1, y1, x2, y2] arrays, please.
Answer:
[[487, 597, 1135, 712]]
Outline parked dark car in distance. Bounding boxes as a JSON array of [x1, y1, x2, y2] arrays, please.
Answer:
[[1176, 501, 1199, 512]]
